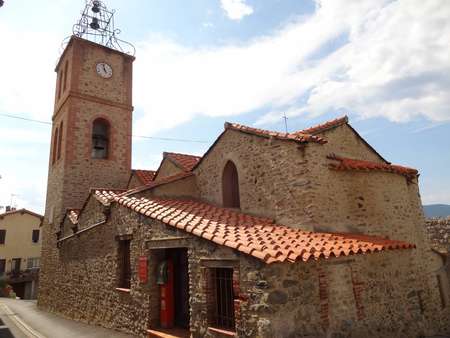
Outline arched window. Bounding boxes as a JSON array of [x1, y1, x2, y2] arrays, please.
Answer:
[[222, 160, 240, 208], [52, 127, 59, 165], [91, 118, 109, 159]]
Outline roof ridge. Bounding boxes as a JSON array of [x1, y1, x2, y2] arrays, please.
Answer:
[[224, 122, 327, 144], [295, 115, 349, 135], [163, 151, 201, 158]]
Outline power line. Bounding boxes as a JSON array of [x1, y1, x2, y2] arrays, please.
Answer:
[[0, 113, 51, 125], [0, 112, 210, 144]]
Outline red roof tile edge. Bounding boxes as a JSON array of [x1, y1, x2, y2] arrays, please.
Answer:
[[327, 154, 418, 180], [93, 191, 415, 264], [163, 152, 202, 172], [296, 116, 349, 135], [224, 122, 327, 144], [133, 169, 156, 185]]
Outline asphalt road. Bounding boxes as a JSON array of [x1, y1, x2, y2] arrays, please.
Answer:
[[0, 298, 136, 338]]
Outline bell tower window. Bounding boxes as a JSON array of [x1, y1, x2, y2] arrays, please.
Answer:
[[222, 161, 240, 208], [92, 118, 110, 159]]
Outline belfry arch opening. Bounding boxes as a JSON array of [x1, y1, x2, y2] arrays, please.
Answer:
[[91, 118, 110, 159], [222, 160, 240, 208]]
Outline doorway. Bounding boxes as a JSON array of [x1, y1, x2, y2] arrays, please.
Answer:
[[168, 248, 189, 329]]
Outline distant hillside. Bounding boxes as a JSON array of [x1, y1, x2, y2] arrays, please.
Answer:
[[423, 204, 450, 218]]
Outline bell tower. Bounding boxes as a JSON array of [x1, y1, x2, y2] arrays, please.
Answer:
[[39, 1, 135, 309], [44, 1, 135, 227]]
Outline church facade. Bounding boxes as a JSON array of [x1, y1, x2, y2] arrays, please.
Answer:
[[38, 36, 450, 337]]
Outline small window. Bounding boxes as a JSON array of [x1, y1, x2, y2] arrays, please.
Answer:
[[57, 121, 63, 160], [63, 60, 69, 92], [58, 69, 64, 100], [0, 230, 6, 244], [222, 161, 240, 208], [0, 259, 5, 276], [32, 230, 40, 243], [52, 127, 59, 165], [209, 268, 235, 330], [118, 239, 131, 289], [92, 118, 109, 159]]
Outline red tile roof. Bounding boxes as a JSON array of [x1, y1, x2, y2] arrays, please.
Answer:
[[164, 152, 202, 172], [225, 122, 327, 144], [295, 116, 349, 135], [94, 191, 415, 264], [327, 154, 418, 180], [133, 169, 156, 185]]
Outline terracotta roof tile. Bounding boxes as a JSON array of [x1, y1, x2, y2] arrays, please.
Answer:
[[224, 122, 327, 144], [295, 116, 349, 135], [164, 152, 202, 172], [133, 169, 156, 185], [67, 209, 80, 225], [327, 154, 418, 180], [94, 191, 415, 264]]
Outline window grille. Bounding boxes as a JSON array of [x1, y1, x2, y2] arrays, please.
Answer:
[[27, 258, 40, 269], [118, 239, 131, 289], [210, 268, 235, 330]]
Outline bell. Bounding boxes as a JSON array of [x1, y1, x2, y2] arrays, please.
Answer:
[[90, 17, 100, 30], [91, 1, 100, 13]]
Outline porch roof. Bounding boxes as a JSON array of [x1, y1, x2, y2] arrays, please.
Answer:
[[94, 190, 415, 264]]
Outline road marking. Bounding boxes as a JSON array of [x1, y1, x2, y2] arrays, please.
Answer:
[[0, 302, 47, 338]]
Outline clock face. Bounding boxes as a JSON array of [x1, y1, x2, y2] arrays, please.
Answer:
[[96, 62, 113, 78]]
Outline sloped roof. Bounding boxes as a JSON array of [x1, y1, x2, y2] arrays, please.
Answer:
[[0, 208, 43, 220], [295, 116, 349, 135], [163, 152, 202, 172], [327, 154, 418, 181], [132, 169, 156, 185], [94, 190, 415, 264]]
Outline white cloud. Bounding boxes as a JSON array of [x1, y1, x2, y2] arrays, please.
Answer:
[[220, 0, 254, 20], [133, 0, 450, 136]]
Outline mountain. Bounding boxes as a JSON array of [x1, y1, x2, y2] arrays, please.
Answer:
[[423, 204, 450, 218]]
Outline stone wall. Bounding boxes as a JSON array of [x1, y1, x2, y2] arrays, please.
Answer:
[[41, 196, 450, 338], [425, 217, 450, 251]]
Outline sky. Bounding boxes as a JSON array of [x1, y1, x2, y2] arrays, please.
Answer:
[[0, 0, 449, 214]]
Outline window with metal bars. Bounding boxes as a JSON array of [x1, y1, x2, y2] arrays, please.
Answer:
[[209, 267, 235, 330], [118, 239, 131, 289]]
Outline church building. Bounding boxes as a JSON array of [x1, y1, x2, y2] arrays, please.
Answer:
[[38, 3, 450, 338]]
